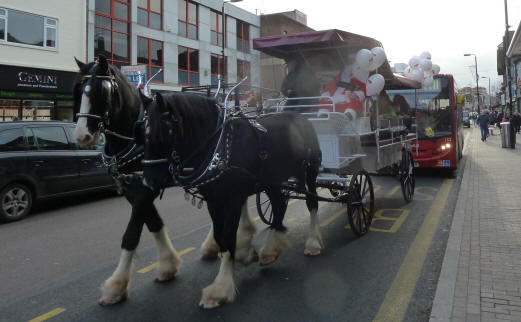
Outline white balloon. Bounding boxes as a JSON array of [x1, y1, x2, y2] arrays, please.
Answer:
[[420, 51, 432, 60], [408, 56, 421, 69], [423, 76, 434, 87], [411, 68, 424, 82], [420, 59, 432, 71], [355, 49, 373, 71], [432, 64, 441, 75], [365, 73, 385, 96], [352, 63, 370, 83], [369, 47, 386, 71]]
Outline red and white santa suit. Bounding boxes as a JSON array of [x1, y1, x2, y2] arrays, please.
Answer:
[[319, 65, 366, 118]]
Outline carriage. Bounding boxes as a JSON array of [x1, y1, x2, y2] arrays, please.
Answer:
[[250, 29, 421, 236]]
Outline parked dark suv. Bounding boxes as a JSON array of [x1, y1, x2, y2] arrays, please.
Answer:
[[0, 121, 115, 222]]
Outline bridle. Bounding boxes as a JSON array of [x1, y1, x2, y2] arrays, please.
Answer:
[[76, 67, 134, 142], [75, 64, 144, 180]]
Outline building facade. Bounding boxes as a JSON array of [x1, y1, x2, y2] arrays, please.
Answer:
[[0, 0, 87, 122], [258, 10, 313, 97], [86, 0, 260, 93]]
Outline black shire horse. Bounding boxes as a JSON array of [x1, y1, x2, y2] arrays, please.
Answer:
[[140, 92, 323, 308], [72, 56, 230, 306]]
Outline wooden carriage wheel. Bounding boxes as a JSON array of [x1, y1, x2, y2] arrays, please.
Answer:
[[255, 191, 290, 225], [347, 170, 375, 236], [400, 150, 415, 203]]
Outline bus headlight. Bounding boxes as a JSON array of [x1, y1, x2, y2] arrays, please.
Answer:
[[440, 143, 451, 151]]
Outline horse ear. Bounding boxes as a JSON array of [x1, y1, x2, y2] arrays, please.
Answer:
[[74, 57, 85, 69], [98, 55, 109, 74]]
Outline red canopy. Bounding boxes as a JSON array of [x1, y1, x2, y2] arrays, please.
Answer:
[[253, 29, 421, 90]]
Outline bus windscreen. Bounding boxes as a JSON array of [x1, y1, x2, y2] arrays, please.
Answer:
[[387, 77, 452, 140]]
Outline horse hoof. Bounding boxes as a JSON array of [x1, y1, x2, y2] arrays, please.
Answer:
[[199, 298, 222, 309], [154, 271, 177, 283], [201, 249, 219, 261], [259, 254, 278, 266], [304, 247, 322, 256], [99, 292, 127, 306]]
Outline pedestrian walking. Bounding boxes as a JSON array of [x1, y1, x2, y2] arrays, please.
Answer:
[[477, 110, 490, 141]]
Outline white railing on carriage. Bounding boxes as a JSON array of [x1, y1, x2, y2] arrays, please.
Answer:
[[263, 94, 419, 164], [263, 96, 334, 113]]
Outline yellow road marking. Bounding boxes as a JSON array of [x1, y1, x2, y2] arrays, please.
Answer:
[[137, 247, 196, 274], [374, 179, 453, 322], [374, 185, 382, 193], [385, 185, 400, 198], [320, 206, 344, 227], [28, 308, 66, 322], [370, 209, 410, 233]]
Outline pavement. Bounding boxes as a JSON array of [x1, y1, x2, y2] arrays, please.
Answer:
[[430, 126, 521, 322]]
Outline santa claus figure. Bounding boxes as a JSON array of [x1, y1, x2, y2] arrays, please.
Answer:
[[319, 64, 367, 117]]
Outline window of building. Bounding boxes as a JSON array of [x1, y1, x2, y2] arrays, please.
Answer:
[[236, 20, 249, 53], [211, 54, 227, 85], [22, 100, 53, 121], [137, 0, 162, 29], [237, 59, 250, 81], [137, 37, 163, 82], [0, 99, 19, 122], [94, 0, 130, 67], [178, 46, 199, 85], [0, 8, 57, 48], [210, 11, 224, 47], [178, 0, 197, 40]]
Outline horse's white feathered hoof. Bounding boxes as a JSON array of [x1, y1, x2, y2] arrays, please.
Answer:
[[258, 229, 291, 265], [201, 247, 219, 260], [155, 254, 182, 283], [259, 254, 278, 266], [99, 277, 129, 306], [199, 282, 236, 309], [201, 232, 220, 260], [304, 235, 324, 256], [236, 246, 258, 266]]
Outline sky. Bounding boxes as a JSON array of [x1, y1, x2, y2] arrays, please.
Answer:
[[234, 0, 521, 94]]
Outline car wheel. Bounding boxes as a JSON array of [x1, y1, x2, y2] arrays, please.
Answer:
[[0, 183, 33, 222]]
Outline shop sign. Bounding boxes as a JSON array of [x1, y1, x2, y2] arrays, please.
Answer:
[[121, 65, 147, 88], [0, 64, 76, 93]]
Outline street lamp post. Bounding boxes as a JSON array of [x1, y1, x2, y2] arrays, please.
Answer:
[[482, 76, 491, 108], [464, 54, 480, 114], [221, 0, 242, 96]]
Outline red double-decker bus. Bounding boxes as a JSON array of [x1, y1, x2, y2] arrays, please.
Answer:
[[387, 74, 464, 170]]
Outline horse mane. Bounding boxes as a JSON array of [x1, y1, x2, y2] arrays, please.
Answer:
[[148, 93, 219, 148]]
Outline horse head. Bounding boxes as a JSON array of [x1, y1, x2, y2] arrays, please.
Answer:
[[140, 92, 179, 190], [73, 55, 138, 147]]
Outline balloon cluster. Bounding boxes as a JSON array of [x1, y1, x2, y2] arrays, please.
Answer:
[[353, 47, 387, 97], [402, 51, 440, 87]]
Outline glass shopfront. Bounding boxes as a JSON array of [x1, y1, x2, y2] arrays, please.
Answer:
[[0, 65, 76, 122]]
